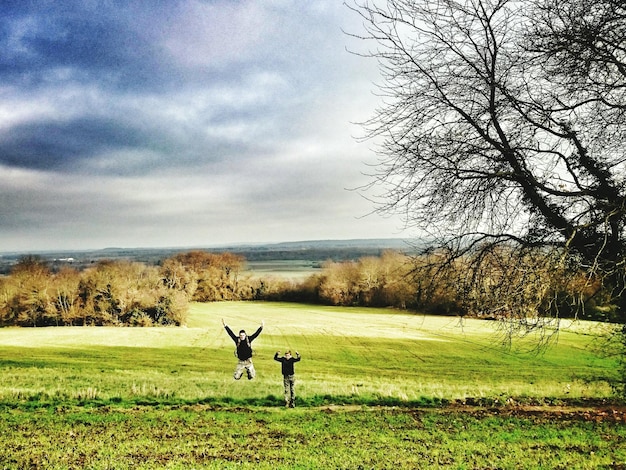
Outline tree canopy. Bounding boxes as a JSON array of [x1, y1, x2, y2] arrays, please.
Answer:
[[349, 0, 626, 323]]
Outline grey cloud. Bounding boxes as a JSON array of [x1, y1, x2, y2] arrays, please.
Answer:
[[0, 1, 408, 251], [1, 0, 329, 93], [0, 0, 184, 91], [0, 117, 155, 171], [0, 77, 293, 174]]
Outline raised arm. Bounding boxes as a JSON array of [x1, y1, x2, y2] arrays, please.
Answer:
[[222, 320, 237, 342], [248, 321, 264, 341]]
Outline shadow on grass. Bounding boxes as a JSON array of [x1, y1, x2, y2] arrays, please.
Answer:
[[197, 394, 448, 408], [0, 393, 448, 411], [0, 394, 621, 411]]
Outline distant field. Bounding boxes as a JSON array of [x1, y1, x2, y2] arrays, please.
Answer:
[[244, 260, 321, 280], [0, 302, 624, 469]]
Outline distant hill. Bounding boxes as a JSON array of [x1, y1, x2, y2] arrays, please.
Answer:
[[234, 238, 415, 250], [212, 238, 423, 262], [0, 238, 424, 274]]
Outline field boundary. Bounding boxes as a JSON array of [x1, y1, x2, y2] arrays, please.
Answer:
[[159, 402, 626, 423], [2, 396, 625, 422]]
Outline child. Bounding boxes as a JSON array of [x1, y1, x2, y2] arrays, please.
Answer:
[[274, 350, 301, 407]]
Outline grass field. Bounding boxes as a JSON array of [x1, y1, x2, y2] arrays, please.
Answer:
[[0, 302, 624, 468], [0, 301, 617, 403]]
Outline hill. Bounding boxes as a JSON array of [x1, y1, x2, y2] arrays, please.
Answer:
[[0, 238, 420, 274]]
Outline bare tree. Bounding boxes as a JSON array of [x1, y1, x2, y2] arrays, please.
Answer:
[[528, 0, 626, 102], [348, 0, 626, 328]]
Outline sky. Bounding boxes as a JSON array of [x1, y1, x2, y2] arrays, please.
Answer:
[[0, 0, 409, 252]]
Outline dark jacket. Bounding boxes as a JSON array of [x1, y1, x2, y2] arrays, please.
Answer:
[[225, 325, 263, 360], [274, 352, 301, 376]]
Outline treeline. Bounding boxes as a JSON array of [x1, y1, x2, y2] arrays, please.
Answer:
[[0, 248, 606, 327], [251, 249, 605, 321], [0, 251, 248, 327], [257, 251, 418, 308]]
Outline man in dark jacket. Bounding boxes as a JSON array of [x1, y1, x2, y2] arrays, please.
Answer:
[[222, 318, 264, 380], [274, 350, 301, 407]]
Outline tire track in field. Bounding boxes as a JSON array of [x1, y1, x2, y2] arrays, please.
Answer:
[[187, 330, 213, 365], [318, 326, 405, 372], [295, 310, 418, 369], [273, 323, 318, 361], [397, 313, 456, 365], [258, 305, 461, 369], [296, 331, 315, 360], [344, 313, 426, 368], [188, 323, 232, 363], [269, 324, 293, 354]]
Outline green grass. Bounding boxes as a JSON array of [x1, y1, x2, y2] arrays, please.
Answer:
[[0, 405, 624, 469], [0, 302, 624, 469], [0, 302, 617, 404]]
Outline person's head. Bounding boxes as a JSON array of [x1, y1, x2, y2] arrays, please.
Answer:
[[239, 330, 246, 340], [285, 350, 292, 358]]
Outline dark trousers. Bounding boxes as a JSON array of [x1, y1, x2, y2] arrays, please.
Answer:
[[283, 374, 296, 404]]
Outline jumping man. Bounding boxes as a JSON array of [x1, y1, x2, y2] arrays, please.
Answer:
[[222, 318, 264, 380]]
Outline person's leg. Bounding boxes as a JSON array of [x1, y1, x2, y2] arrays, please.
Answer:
[[289, 376, 296, 407], [283, 376, 290, 406], [233, 361, 246, 380], [245, 360, 256, 380]]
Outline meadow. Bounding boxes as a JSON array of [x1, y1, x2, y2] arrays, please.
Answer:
[[0, 301, 624, 468]]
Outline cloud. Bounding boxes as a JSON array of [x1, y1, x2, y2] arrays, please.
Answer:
[[0, 0, 408, 251], [0, 117, 147, 170], [1, 1, 164, 89]]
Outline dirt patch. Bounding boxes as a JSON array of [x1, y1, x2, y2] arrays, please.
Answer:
[[442, 403, 626, 422], [313, 399, 626, 423], [101, 399, 626, 423], [438, 397, 626, 422]]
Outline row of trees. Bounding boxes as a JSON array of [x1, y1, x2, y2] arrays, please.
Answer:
[[290, 249, 604, 321], [0, 247, 607, 327], [194, 247, 606, 320], [0, 251, 247, 327], [255, 250, 418, 308]]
